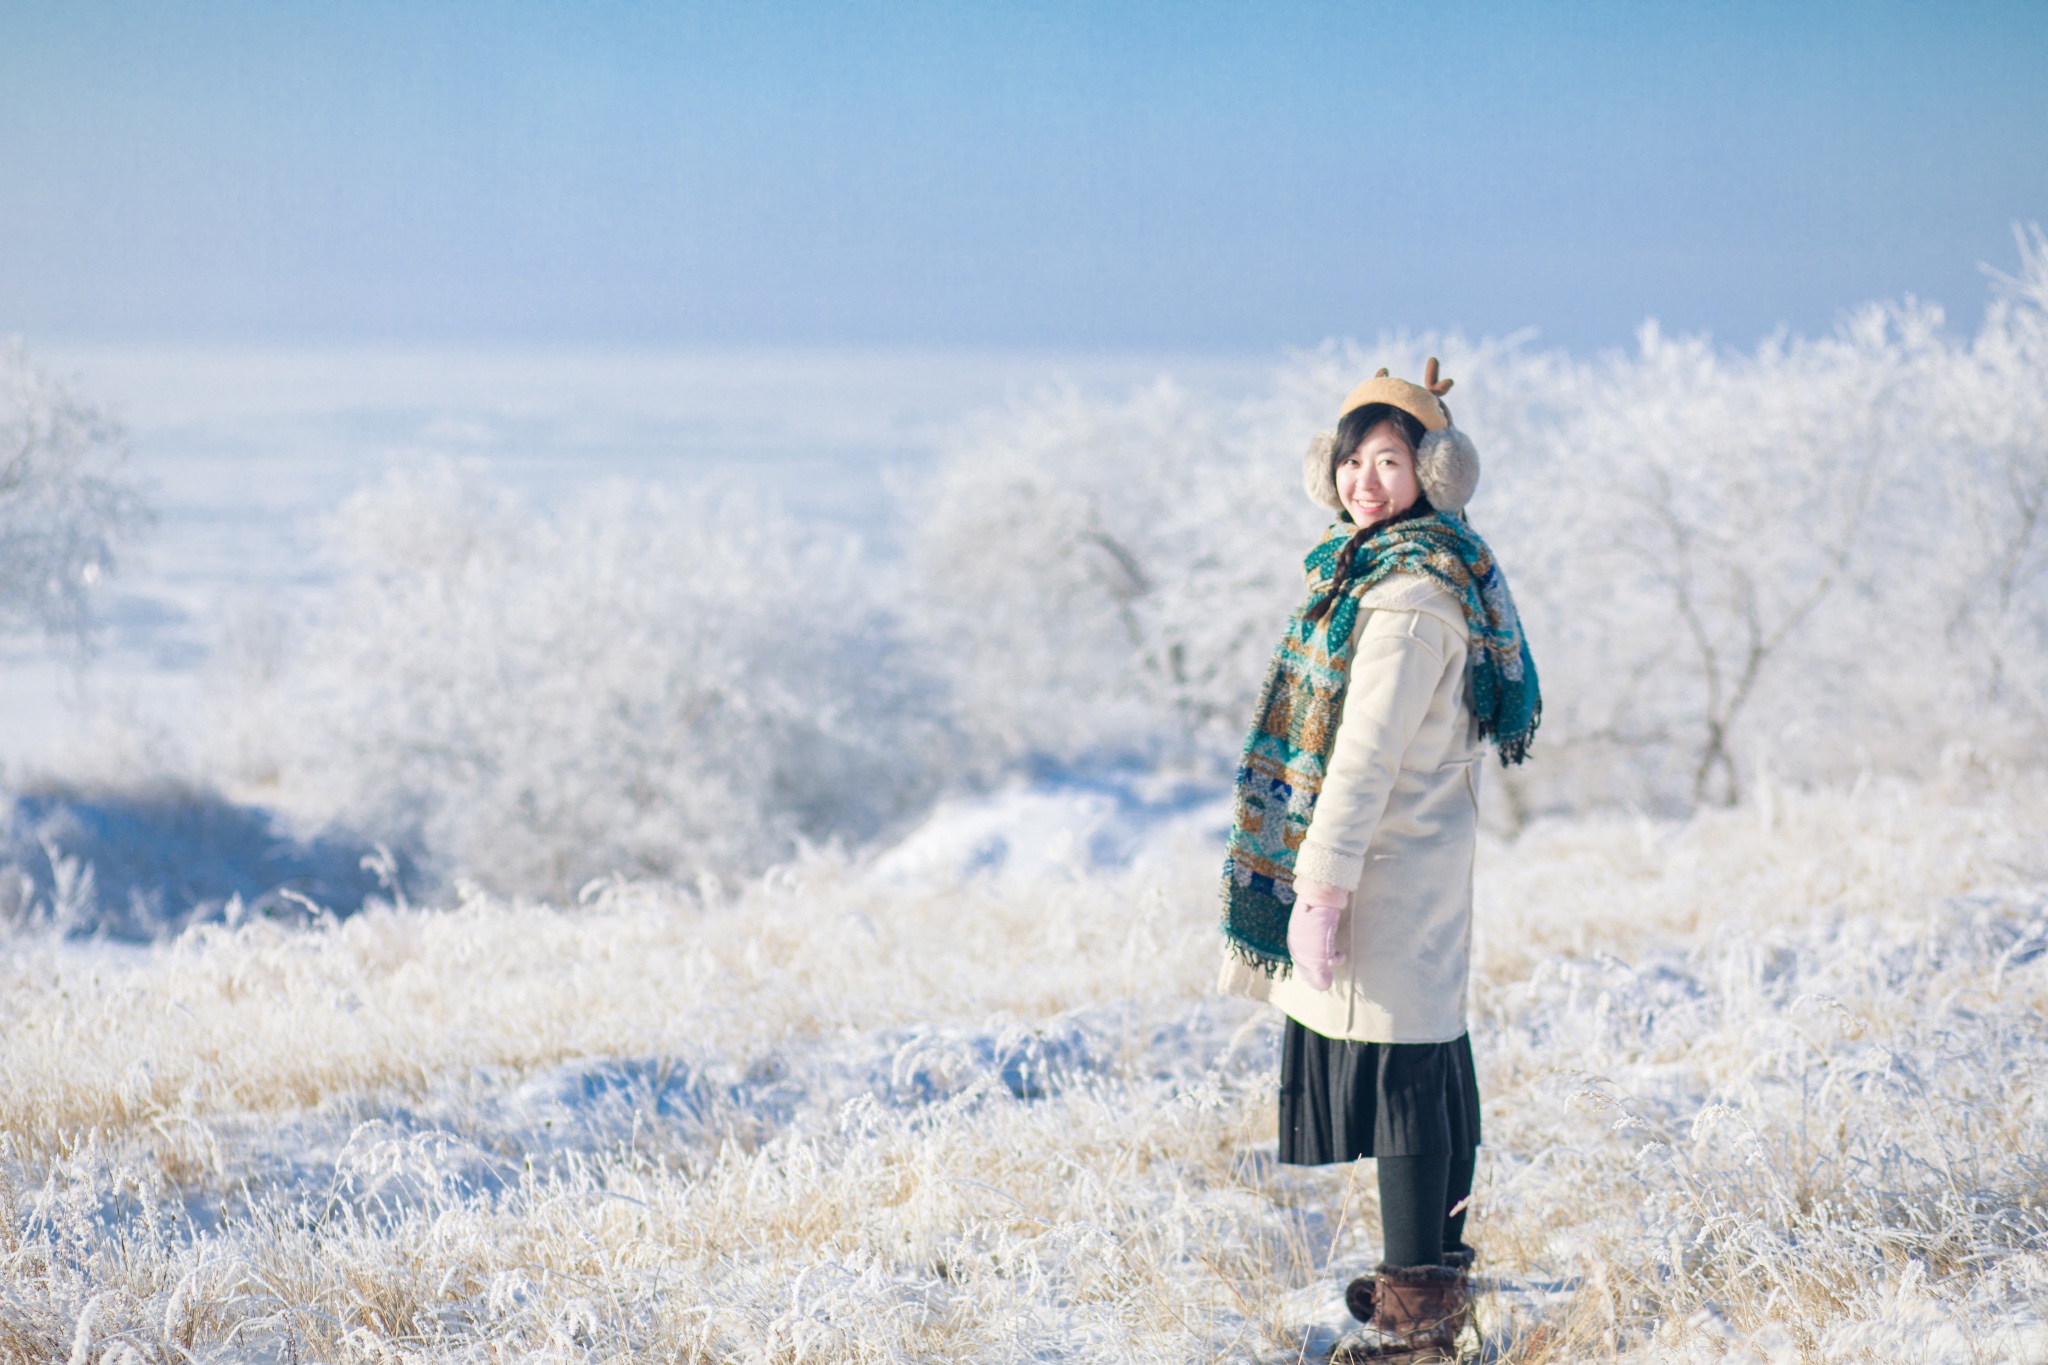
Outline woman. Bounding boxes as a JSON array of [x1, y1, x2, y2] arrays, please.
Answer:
[[1218, 361, 1539, 1363]]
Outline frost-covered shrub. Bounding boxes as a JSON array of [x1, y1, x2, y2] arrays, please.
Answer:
[[1501, 307, 1936, 811], [1485, 250, 2048, 813], [1903, 226, 2048, 758], [229, 463, 949, 898], [0, 340, 151, 646], [909, 379, 1312, 772]]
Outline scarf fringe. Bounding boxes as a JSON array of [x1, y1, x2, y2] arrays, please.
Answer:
[[1486, 692, 1542, 767], [1221, 929, 1292, 979]]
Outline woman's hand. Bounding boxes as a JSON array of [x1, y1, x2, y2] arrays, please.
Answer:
[[1287, 880, 1349, 991]]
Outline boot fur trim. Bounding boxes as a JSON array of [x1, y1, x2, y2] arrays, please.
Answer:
[[1333, 1262, 1469, 1362], [1345, 1264, 1470, 1328], [1373, 1262, 1466, 1286]]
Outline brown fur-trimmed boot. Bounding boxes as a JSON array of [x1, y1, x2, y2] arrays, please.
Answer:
[[1345, 1248, 1475, 1321], [1332, 1262, 1469, 1362]]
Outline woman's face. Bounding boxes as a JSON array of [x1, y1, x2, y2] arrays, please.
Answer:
[[1336, 418, 1420, 527]]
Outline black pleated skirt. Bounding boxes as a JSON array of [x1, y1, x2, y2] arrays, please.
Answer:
[[1277, 1020, 1481, 1164]]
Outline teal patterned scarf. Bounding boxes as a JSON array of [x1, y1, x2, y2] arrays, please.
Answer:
[[1220, 511, 1540, 974]]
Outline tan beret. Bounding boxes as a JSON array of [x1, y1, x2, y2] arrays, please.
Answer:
[[1337, 363, 1450, 432]]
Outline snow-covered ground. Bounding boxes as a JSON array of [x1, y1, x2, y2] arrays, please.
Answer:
[[4, 778, 2047, 1362]]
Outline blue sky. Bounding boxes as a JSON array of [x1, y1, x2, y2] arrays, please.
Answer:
[[3, 0, 2045, 351]]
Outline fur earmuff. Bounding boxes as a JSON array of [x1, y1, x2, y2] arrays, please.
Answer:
[[1415, 426, 1480, 513], [1303, 430, 1343, 511], [1304, 425, 1481, 515]]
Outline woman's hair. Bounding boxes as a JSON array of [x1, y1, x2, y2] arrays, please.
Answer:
[[1334, 402, 1426, 465]]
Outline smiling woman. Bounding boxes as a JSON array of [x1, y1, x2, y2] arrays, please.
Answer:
[[1218, 359, 1540, 1361]]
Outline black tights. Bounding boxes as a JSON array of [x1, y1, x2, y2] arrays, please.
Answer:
[[1376, 1149, 1476, 1266]]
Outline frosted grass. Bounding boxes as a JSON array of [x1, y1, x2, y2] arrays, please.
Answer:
[[4, 779, 2047, 1362]]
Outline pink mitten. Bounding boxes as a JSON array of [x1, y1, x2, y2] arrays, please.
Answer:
[[1286, 885, 1348, 991]]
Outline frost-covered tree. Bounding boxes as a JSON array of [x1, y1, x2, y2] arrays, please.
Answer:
[[0, 341, 150, 646], [1926, 225, 2048, 746], [227, 462, 950, 899], [1517, 310, 1925, 807], [198, 237, 2048, 895], [910, 378, 1312, 773]]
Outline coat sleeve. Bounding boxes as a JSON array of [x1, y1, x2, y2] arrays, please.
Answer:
[[1292, 608, 1453, 890]]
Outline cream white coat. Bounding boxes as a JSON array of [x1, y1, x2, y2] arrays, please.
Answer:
[[1217, 572, 1480, 1042]]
